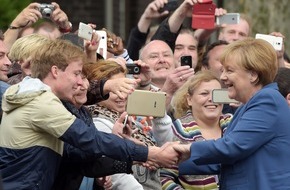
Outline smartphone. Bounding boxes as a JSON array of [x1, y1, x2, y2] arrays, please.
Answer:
[[126, 90, 166, 117], [94, 30, 107, 59], [255, 34, 283, 51], [158, 0, 178, 13], [126, 64, 141, 75], [212, 89, 239, 104], [123, 114, 129, 127], [216, 13, 240, 25], [78, 22, 93, 41], [180, 56, 192, 68], [192, 2, 216, 29]]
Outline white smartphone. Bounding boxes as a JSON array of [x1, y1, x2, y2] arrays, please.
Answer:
[[78, 22, 93, 41], [212, 89, 239, 104], [94, 30, 107, 59], [255, 33, 283, 51], [126, 90, 166, 118], [216, 13, 240, 25], [78, 22, 108, 59]]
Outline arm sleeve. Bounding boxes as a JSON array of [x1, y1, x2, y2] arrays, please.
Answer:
[[151, 17, 181, 52], [178, 158, 220, 175], [60, 118, 148, 163], [126, 26, 149, 60], [81, 157, 133, 177], [151, 114, 174, 146], [189, 91, 281, 166]]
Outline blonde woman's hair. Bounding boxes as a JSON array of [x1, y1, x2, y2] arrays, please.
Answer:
[[9, 34, 50, 61], [220, 37, 278, 86], [172, 70, 220, 119]]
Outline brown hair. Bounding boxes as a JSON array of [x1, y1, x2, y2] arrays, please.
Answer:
[[31, 39, 86, 80]]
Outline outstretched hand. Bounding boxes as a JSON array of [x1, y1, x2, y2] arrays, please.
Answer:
[[172, 143, 191, 163]]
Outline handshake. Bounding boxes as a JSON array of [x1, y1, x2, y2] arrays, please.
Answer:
[[144, 142, 192, 169]]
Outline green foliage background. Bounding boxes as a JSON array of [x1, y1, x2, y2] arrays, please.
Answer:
[[0, 0, 33, 30]]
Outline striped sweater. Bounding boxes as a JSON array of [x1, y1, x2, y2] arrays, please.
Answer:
[[161, 112, 233, 190]]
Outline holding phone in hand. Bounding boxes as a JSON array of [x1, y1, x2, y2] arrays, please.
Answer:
[[180, 56, 192, 68], [192, 1, 216, 29]]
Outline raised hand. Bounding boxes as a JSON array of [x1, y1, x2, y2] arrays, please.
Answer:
[[10, 3, 42, 28], [103, 77, 140, 99]]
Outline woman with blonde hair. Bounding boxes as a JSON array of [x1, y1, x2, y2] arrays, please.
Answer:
[[154, 70, 232, 189]]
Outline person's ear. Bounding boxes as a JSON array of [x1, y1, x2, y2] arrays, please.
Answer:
[[186, 93, 192, 106], [51, 65, 59, 78], [249, 71, 258, 83]]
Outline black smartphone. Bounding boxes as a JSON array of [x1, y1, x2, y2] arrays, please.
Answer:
[[126, 64, 141, 75], [180, 56, 192, 68], [158, 0, 178, 13]]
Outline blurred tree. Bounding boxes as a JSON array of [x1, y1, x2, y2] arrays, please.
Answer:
[[0, 0, 33, 30]]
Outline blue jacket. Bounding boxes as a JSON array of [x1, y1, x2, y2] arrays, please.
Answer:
[[180, 83, 290, 190]]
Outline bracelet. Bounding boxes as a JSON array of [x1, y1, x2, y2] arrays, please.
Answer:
[[8, 21, 30, 30], [8, 25, 24, 30]]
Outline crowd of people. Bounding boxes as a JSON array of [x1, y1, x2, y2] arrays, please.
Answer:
[[0, 0, 290, 190]]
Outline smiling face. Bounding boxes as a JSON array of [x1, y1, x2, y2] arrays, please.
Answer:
[[99, 73, 127, 113], [220, 56, 258, 104], [54, 59, 84, 102], [0, 40, 12, 81], [72, 76, 89, 108], [140, 40, 175, 85], [187, 80, 223, 121]]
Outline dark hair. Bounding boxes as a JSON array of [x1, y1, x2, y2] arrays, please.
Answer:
[[201, 40, 229, 68], [274, 67, 290, 98], [284, 52, 290, 64], [0, 30, 4, 40]]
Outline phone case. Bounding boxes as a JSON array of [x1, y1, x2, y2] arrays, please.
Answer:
[[192, 3, 216, 29], [94, 30, 107, 59], [212, 89, 238, 104], [180, 56, 192, 68], [126, 90, 166, 117], [216, 13, 240, 25], [255, 34, 283, 51], [78, 22, 93, 41]]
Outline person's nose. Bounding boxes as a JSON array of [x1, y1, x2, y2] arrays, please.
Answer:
[[4, 55, 12, 66], [77, 76, 84, 86], [220, 70, 227, 82]]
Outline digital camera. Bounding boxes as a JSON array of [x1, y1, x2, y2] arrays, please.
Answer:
[[39, 4, 55, 19], [126, 64, 141, 75]]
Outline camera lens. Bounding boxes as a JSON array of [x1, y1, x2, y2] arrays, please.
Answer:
[[134, 67, 140, 73]]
